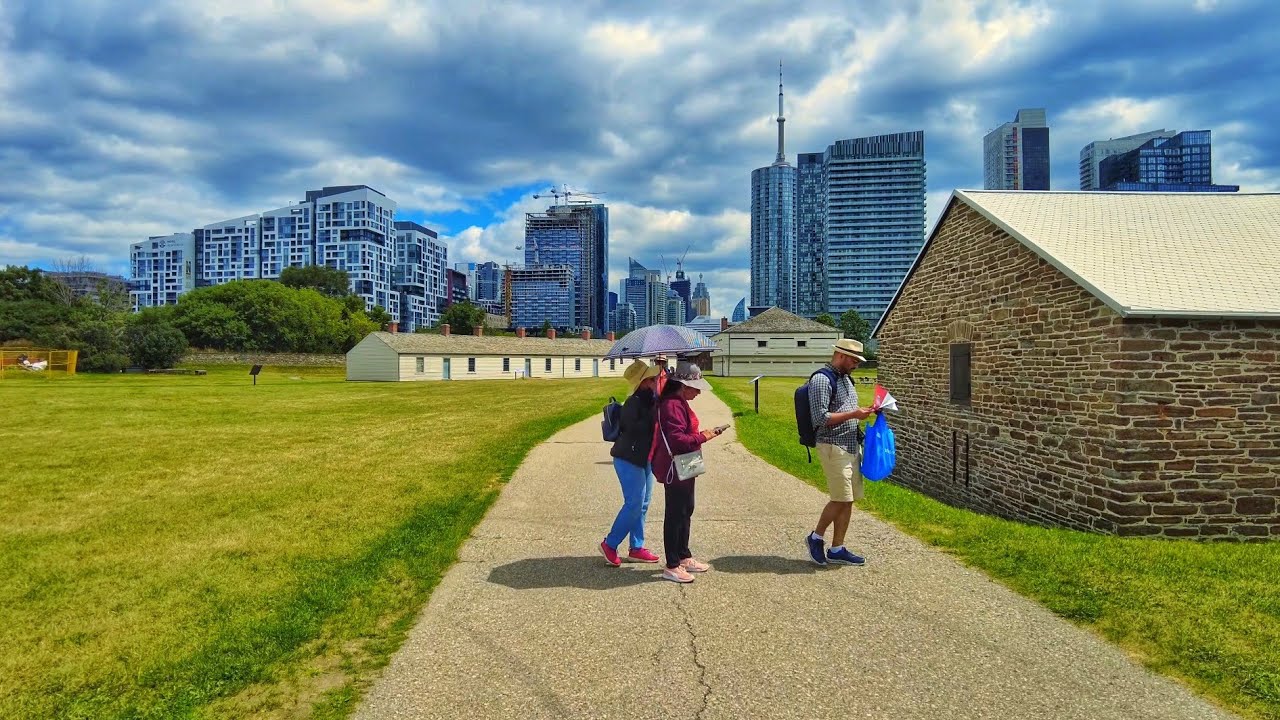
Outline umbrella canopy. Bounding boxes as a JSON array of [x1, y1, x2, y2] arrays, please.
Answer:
[[604, 324, 720, 359]]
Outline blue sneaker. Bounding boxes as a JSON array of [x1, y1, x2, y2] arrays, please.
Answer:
[[826, 547, 865, 566], [806, 534, 827, 565]]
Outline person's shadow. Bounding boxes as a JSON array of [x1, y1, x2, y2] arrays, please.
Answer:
[[707, 555, 822, 575], [488, 556, 663, 590]]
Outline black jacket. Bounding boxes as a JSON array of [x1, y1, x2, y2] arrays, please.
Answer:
[[610, 388, 657, 468]]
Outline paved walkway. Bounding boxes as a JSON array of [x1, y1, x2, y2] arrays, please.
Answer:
[[356, 392, 1236, 719]]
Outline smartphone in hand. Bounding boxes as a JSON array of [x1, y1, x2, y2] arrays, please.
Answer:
[[713, 424, 730, 435]]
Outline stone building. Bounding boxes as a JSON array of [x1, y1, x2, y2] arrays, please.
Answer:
[[874, 191, 1280, 539]]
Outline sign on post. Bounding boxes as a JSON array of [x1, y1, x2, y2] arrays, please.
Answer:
[[249, 364, 263, 385], [749, 375, 765, 414]]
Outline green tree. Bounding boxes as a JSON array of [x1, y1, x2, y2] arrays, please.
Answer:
[[438, 302, 486, 334], [171, 281, 350, 353], [126, 309, 188, 369], [815, 312, 836, 328], [0, 266, 63, 303], [838, 309, 871, 344], [366, 305, 394, 329], [279, 265, 352, 298], [541, 319, 552, 336]]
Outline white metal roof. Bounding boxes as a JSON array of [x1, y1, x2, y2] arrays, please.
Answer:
[[955, 191, 1280, 318]]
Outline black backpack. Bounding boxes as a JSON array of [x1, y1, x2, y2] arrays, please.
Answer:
[[601, 396, 624, 441], [795, 367, 838, 462]]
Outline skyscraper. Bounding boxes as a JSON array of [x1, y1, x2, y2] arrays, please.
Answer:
[[820, 132, 927, 328], [509, 265, 576, 329], [524, 202, 609, 334], [731, 298, 747, 324], [1098, 130, 1238, 192], [691, 274, 711, 317], [670, 268, 693, 323], [795, 151, 827, 317], [749, 64, 797, 312], [983, 108, 1050, 190], [1078, 129, 1176, 190]]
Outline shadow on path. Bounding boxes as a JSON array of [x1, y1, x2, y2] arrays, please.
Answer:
[[488, 556, 663, 590], [710, 554, 823, 575]]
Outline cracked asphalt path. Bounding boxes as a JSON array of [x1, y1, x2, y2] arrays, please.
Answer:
[[354, 391, 1236, 720]]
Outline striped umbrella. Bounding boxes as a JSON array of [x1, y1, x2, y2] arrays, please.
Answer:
[[604, 324, 720, 359]]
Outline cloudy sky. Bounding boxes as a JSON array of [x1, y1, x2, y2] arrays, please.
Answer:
[[2, 0, 1277, 316]]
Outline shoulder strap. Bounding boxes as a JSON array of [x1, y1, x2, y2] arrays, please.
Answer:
[[810, 367, 840, 411], [656, 400, 676, 483]]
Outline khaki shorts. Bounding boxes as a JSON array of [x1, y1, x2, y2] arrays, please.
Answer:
[[817, 442, 863, 502]]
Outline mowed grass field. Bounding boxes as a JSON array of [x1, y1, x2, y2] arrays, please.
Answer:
[[712, 375, 1280, 720], [0, 366, 626, 719]]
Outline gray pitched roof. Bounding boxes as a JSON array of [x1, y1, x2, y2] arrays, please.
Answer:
[[875, 190, 1280, 336], [367, 331, 616, 357], [716, 307, 838, 335]]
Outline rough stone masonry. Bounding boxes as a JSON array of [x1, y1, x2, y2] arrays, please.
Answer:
[[877, 202, 1280, 539]]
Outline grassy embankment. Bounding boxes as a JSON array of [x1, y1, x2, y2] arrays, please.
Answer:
[[712, 374, 1280, 720], [1, 366, 625, 719]]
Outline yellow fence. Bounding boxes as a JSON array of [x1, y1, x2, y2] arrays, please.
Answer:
[[0, 348, 79, 377]]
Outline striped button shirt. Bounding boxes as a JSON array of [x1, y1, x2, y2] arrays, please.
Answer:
[[808, 364, 861, 452]]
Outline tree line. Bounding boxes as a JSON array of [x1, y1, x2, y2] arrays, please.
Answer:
[[0, 265, 391, 371]]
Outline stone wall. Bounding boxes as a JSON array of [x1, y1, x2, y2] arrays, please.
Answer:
[[183, 351, 345, 367], [876, 201, 1280, 539]]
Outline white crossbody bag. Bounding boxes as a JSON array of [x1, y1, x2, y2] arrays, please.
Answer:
[[658, 402, 706, 482]]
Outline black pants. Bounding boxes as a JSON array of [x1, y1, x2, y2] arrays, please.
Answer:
[[663, 479, 696, 569]]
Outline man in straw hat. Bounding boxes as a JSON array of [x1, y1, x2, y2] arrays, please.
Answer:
[[805, 338, 876, 566]]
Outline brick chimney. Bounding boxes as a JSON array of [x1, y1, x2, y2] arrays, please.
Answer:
[[473, 325, 484, 336], [721, 317, 729, 331], [547, 328, 557, 340], [606, 332, 615, 342], [387, 322, 399, 334], [441, 323, 451, 336], [580, 329, 591, 340], [516, 327, 526, 338]]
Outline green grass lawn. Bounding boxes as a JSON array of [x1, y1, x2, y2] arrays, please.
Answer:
[[0, 367, 626, 719], [712, 375, 1280, 720]]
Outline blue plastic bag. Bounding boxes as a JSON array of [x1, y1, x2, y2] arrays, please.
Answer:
[[860, 413, 896, 481]]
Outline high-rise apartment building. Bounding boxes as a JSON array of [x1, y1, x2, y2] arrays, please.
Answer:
[[750, 66, 797, 312], [509, 265, 576, 330], [983, 108, 1050, 190], [195, 214, 261, 286], [1078, 129, 1176, 190], [129, 232, 196, 311], [819, 132, 927, 327], [614, 302, 637, 335], [795, 151, 827, 317], [691, 274, 711, 317], [1098, 130, 1238, 192], [524, 203, 609, 334], [259, 202, 315, 276], [395, 221, 448, 331], [309, 186, 398, 318]]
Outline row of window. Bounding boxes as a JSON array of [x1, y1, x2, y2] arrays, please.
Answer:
[[414, 356, 616, 374]]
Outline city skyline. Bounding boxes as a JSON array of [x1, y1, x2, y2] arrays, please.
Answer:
[[3, 1, 1279, 318]]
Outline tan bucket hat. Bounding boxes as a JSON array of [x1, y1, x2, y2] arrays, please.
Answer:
[[833, 338, 867, 361]]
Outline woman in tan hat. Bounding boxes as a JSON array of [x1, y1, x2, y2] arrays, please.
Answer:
[[600, 359, 664, 566], [653, 361, 726, 583]]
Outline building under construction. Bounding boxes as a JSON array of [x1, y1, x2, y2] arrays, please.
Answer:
[[524, 202, 609, 334], [505, 264, 576, 331]]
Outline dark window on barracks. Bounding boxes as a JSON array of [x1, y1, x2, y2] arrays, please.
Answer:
[[950, 343, 972, 405]]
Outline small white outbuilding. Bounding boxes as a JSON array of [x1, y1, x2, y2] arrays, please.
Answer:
[[710, 307, 842, 377], [346, 330, 628, 382]]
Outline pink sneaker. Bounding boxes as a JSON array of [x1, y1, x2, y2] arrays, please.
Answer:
[[599, 540, 621, 567], [626, 547, 660, 563], [680, 558, 710, 573], [662, 566, 695, 583]]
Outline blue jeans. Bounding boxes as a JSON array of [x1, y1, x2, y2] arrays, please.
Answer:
[[606, 458, 655, 551]]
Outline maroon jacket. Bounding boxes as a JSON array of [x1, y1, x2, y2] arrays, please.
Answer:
[[653, 393, 704, 485]]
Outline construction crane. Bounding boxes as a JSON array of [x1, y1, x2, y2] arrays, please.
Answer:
[[675, 243, 692, 278], [532, 184, 607, 205]]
